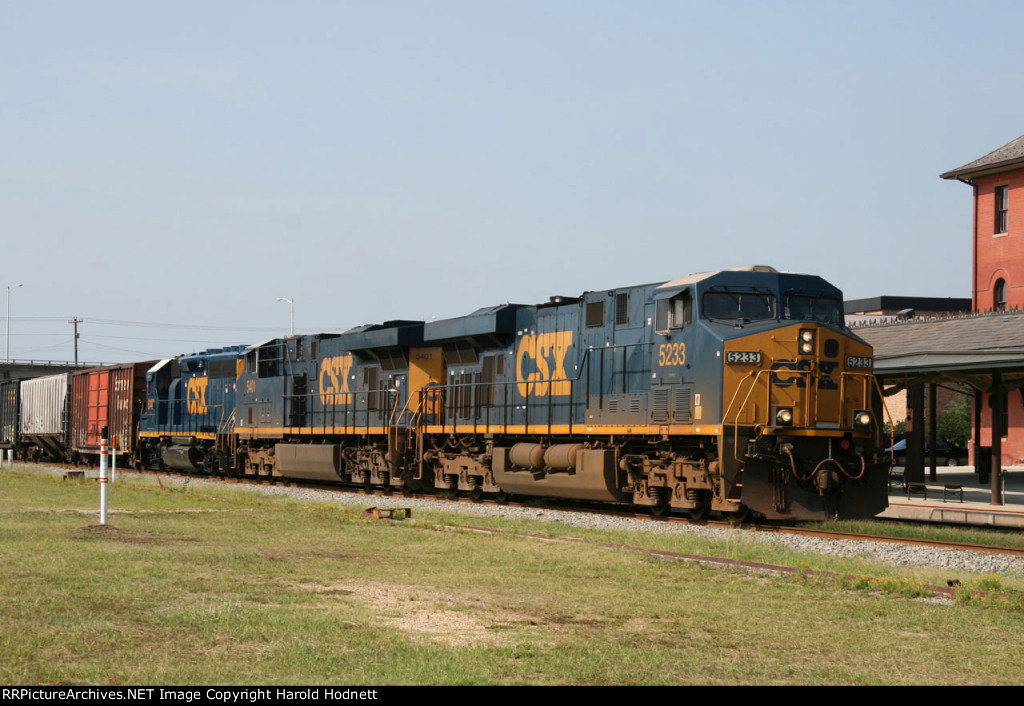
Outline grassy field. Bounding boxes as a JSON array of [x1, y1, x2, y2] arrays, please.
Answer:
[[2, 466, 1024, 685]]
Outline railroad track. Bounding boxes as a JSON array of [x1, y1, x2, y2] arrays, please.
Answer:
[[19, 460, 1024, 559]]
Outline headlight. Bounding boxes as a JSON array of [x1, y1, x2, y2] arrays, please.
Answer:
[[799, 329, 814, 354], [774, 406, 794, 426], [853, 410, 872, 429]]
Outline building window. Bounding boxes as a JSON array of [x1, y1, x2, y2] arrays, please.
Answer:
[[996, 185, 1009, 233], [994, 278, 1007, 311]]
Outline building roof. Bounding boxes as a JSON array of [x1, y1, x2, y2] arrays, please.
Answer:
[[940, 132, 1024, 181], [854, 310, 1024, 390], [844, 295, 971, 315]]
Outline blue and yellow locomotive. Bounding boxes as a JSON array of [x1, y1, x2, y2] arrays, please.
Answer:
[[219, 266, 888, 520], [139, 346, 246, 473]]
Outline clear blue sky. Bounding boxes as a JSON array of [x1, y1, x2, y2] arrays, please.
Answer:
[[2, 1, 1021, 362]]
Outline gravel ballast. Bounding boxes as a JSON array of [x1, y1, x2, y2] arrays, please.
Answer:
[[34, 465, 1024, 577]]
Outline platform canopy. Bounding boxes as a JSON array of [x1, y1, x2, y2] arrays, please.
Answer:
[[853, 311, 1024, 503], [854, 311, 1024, 393]]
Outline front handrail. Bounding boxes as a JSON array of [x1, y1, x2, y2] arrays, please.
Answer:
[[722, 367, 887, 464]]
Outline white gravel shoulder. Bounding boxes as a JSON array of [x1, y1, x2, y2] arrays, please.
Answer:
[[33, 464, 1024, 577]]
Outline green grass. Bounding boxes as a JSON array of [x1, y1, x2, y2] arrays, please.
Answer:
[[813, 518, 1024, 550], [2, 467, 1024, 685]]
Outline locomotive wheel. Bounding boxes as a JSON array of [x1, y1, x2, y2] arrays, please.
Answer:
[[688, 503, 710, 520], [495, 490, 512, 505], [401, 484, 415, 497], [725, 504, 750, 524], [470, 487, 484, 502], [649, 498, 671, 518]]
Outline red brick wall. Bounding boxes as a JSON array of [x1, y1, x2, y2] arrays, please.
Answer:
[[974, 171, 1024, 311], [972, 390, 1024, 466]]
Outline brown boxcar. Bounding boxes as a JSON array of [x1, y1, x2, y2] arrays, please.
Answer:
[[71, 362, 156, 466]]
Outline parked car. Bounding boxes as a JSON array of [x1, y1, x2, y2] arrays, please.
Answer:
[[883, 438, 968, 467]]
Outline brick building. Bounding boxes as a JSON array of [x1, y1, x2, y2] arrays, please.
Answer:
[[940, 133, 1024, 466], [941, 133, 1024, 312]]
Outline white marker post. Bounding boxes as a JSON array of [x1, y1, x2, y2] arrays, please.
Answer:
[[110, 434, 116, 484], [99, 426, 109, 525], [5, 450, 10, 468]]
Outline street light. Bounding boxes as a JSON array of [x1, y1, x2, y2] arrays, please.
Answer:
[[6, 282, 23, 362], [276, 297, 294, 336]]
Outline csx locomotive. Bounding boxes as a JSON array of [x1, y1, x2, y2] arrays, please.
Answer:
[[7, 265, 890, 521], [133, 265, 890, 520]]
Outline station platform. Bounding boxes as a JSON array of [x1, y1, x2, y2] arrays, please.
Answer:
[[879, 466, 1024, 528]]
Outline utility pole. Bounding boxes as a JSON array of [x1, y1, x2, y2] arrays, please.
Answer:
[[68, 317, 82, 364], [6, 282, 23, 362]]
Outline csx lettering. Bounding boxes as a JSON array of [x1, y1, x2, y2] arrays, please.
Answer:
[[658, 342, 686, 367], [770, 359, 839, 389], [320, 355, 353, 405], [516, 331, 572, 397], [186, 377, 208, 414], [770, 360, 810, 388], [817, 361, 839, 390]]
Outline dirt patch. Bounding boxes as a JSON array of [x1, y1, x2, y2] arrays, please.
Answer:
[[295, 580, 529, 646], [73, 524, 193, 544]]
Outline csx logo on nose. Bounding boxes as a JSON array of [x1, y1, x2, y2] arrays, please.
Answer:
[[770, 360, 838, 389], [516, 331, 572, 397]]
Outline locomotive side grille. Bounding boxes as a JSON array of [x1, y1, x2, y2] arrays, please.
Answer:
[[442, 341, 478, 365], [673, 386, 692, 423], [651, 389, 669, 423], [378, 347, 407, 372], [615, 293, 629, 325]]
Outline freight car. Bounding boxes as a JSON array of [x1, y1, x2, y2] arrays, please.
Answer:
[[18, 373, 72, 462], [70, 362, 155, 466], [219, 266, 889, 521]]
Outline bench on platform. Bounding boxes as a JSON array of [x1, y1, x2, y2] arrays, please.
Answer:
[[905, 482, 964, 503]]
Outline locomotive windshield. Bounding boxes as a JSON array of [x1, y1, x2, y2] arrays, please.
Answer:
[[701, 289, 776, 322], [783, 294, 843, 324]]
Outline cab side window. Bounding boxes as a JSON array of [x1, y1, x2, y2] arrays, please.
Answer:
[[655, 290, 693, 334]]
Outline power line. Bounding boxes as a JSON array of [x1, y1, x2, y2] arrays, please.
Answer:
[[6, 316, 282, 332]]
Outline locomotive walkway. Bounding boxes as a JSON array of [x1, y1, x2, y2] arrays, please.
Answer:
[[882, 466, 1024, 528]]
